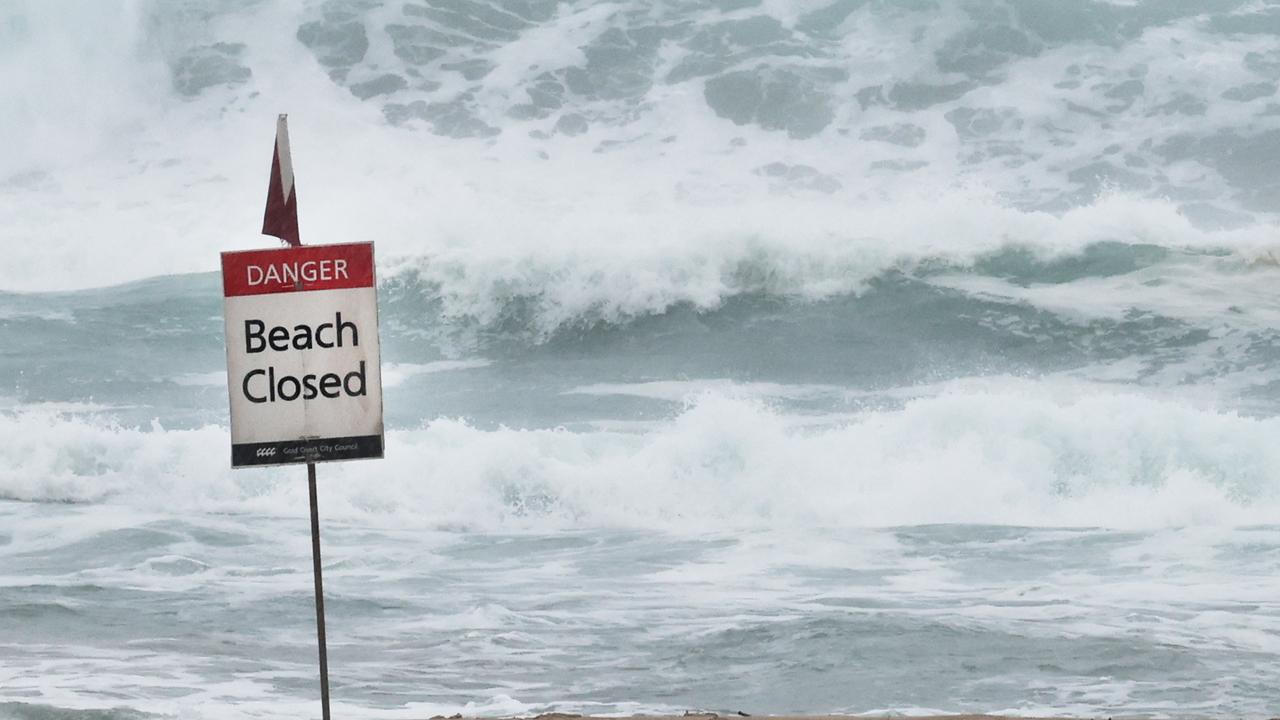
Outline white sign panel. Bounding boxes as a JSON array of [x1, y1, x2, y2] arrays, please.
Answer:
[[221, 242, 383, 467]]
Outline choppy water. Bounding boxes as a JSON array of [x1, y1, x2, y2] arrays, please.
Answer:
[[3, 1, 1280, 718]]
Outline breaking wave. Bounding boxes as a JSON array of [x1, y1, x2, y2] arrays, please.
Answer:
[[3, 381, 1277, 530]]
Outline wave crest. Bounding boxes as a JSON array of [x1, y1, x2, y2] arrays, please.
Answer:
[[384, 192, 1277, 338]]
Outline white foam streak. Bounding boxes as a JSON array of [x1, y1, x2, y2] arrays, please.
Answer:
[[381, 359, 492, 388], [930, 249, 1280, 328], [567, 379, 844, 402]]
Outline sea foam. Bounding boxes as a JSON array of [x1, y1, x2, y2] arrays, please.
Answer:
[[2, 379, 1275, 531]]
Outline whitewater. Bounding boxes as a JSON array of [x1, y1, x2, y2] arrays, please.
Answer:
[[3, 0, 1280, 718]]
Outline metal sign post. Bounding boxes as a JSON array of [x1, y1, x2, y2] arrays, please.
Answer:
[[308, 462, 331, 720]]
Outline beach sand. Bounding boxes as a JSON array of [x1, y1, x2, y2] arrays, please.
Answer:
[[430, 707, 1039, 712]]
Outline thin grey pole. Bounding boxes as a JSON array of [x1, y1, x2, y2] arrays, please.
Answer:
[[307, 461, 332, 720]]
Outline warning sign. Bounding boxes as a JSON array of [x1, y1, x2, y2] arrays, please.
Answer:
[[222, 242, 384, 467]]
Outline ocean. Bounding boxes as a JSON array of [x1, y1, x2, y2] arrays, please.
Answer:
[[2, 0, 1280, 717]]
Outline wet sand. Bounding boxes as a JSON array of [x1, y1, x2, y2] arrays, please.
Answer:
[[430, 707, 1039, 712]]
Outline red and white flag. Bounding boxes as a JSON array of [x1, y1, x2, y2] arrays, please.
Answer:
[[262, 114, 300, 247]]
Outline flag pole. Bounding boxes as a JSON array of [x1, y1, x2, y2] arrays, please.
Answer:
[[264, 113, 331, 720]]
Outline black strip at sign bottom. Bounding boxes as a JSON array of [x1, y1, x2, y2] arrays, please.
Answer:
[[232, 435, 384, 467]]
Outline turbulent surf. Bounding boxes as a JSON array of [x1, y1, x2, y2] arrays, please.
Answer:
[[2, 1, 1280, 718]]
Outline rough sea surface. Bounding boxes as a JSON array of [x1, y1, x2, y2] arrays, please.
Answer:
[[3, 1, 1280, 718]]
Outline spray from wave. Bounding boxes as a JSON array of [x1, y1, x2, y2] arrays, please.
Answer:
[[2, 0, 1279, 294]]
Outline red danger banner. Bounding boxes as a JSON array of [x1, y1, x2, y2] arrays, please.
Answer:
[[222, 243, 374, 297]]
